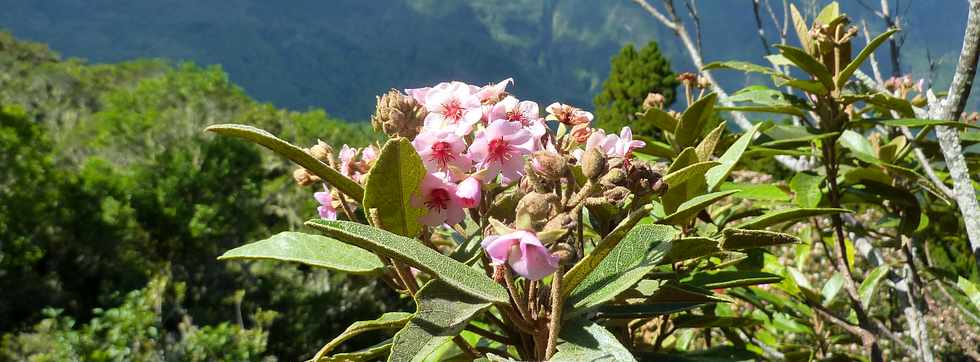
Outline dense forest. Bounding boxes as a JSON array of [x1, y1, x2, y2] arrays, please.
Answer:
[[0, 32, 405, 360]]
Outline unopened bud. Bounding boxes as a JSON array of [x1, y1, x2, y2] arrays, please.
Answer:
[[516, 192, 559, 230], [532, 151, 567, 181], [911, 94, 926, 108], [293, 168, 320, 186], [581, 148, 606, 181], [371, 89, 426, 139], [603, 186, 632, 206], [697, 75, 711, 89], [544, 213, 576, 233], [570, 124, 592, 143], [551, 243, 578, 266], [677, 72, 698, 85], [642, 93, 666, 110], [307, 140, 332, 163], [600, 168, 628, 188]]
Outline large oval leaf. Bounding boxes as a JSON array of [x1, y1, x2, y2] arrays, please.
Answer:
[[218, 231, 383, 275], [389, 280, 491, 362], [363, 138, 426, 237], [551, 319, 637, 362], [306, 219, 509, 304], [673, 93, 718, 151], [205, 124, 364, 200], [565, 224, 678, 317], [561, 205, 654, 297]]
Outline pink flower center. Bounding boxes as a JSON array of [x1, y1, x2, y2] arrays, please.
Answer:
[[506, 111, 528, 126], [487, 138, 512, 164], [429, 141, 456, 169], [443, 99, 463, 122], [425, 188, 452, 210]]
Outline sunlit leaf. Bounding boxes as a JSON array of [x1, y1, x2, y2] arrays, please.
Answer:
[[775, 45, 835, 91], [218, 231, 383, 275], [658, 190, 739, 226], [705, 124, 759, 192], [719, 228, 801, 250], [389, 280, 491, 362], [363, 137, 426, 237], [313, 313, 411, 360], [306, 219, 509, 304], [552, 318, 637, 362], [674, 93, 718, 151], [735, 208, 850, 230], [858, 265, 889, 307], [837, 28, 899, 89]]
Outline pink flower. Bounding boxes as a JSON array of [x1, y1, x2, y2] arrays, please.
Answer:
[[338, 144, 377, 183], [412, 129, 471, 175], [314, 186, 337, 220], [481, 230, 559, 280], [545, 102, 593, 126], [575, 127, 645, 161], [422, 82, 483, 136], [455, 176, 481, 208], [468, 119, 535, 185], [475, 78, 514, 103], [411, 172, 466, 226], [338, 145, 359, 178]]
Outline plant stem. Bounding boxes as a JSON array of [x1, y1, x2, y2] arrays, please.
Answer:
[[544, 265, 564, 360]]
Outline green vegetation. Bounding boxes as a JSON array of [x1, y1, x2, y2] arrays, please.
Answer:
[[0, 32, 401, 361], [594, 41, 678, 136]]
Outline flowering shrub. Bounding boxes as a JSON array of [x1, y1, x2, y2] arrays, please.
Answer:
[[205, 4, 980, 360]]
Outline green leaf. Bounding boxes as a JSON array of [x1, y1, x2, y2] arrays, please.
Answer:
[[789, 4, 812, 53], [565, 225, 678, 317], [683, 270, 782, 289], [842, 93, 915, 118], [205, 124, 364, 200], [775, 45, 835, 91], [760, 132, 839, 149], [776, 78, 829, 95], [318, 342, 392, 362], [674, 93, 718, 151], [815, 2, 840, 24], [705, 123, 759, 192], [594, 302, 707, 319], [658, 190, 740, 226], [662, 161, 721, 188], [735, 208, 850, 230], [562, 205, 655, 297], [716, 105, 805, 117], [638, 107, 679, 133], [858, 265, 889, 307], [719, 183, 791, 201], [821, 273, 845, 305], [389, 280, 491, 362], [552, 319, 637, 362], [839, 130, 879, 164], [313, 313, 412, 359], [634, 136, 676, 159], [672, 315, 761, 329], [363, 138, 426, 237], [696, 122, 726, 161], [660, 237, 721, 264], [719, 228, 801, 250], [306, 219, 509, 304], [702, 61, 789, 79], [837, 28, 899, 89], [790, 173, 824, 208], [956, 277, 980, 311], [218, 232, 383, 275]]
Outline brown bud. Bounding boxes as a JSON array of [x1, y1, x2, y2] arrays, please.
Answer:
[[599, 168, 628, 188], [581, 148, 606, 181], [677, 72, 698, 85], [531, 151, 567, 181], [371, 89, 426, 139], [551, 243, 578, 266], [292, 168, 320, 186], [642, 93, 666, 111], [603, 186, 632, 206], [516, 192, 559, 230], [307, 140, 332, 163], [696, 75, 711, 89], [543, 213, 576, 233]]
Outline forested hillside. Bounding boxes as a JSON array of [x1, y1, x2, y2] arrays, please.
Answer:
[[0, 32, 399, 361], [1, 0, 970, 120]]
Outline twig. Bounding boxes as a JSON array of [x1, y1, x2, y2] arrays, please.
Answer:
[[544, 265, 565, 360], [930, 0, 980, 266]]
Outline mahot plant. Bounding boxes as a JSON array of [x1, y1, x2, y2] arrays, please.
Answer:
[[206, 3, 980, 361]]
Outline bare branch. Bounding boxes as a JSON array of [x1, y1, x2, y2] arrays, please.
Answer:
[[931, 0, 980, 266], [752, 0, 772, 55]]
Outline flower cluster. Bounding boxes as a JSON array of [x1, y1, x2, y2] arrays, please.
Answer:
[[306, 79, 652, 281]]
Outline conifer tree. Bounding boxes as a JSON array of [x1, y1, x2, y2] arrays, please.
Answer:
[[594, 41, 678, 137]]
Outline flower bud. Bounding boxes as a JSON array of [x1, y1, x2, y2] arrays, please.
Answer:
[[543, 213, 576, 233], [697, 75, 711, 89], [911, 94, 927, 108], [307, 140, 332, 163], [293, 168, 320, 186], [516, 192, 559, 230], [551, 242, 578, 266], [599, 168, 628, 188], [531, 151, 567, 181], [456, 176, 481, 208], [677, 72, 698, 86], [581, 148, 606, 181], [371, 89, 426, 139], [603, 186, 632, 207], [642, 93, 666, 111]]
